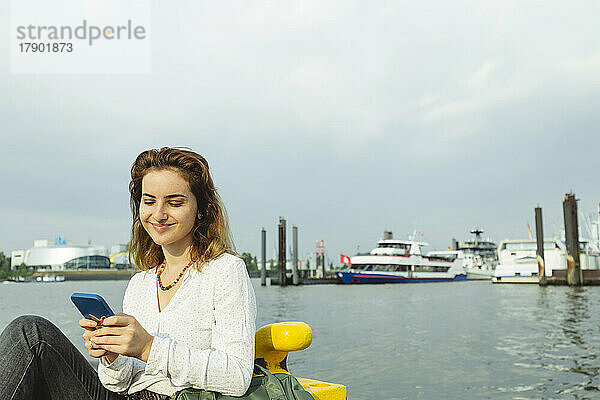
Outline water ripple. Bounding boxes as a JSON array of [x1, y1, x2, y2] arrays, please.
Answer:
[[3, 280, 600, 399]]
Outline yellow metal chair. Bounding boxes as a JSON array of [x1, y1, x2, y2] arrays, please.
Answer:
[[254, 322, 346, 400]]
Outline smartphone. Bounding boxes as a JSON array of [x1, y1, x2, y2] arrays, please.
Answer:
[[71, 292, 115, 326]]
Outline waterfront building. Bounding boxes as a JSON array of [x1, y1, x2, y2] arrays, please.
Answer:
[[11, 240, 110, 271], [10, 250, 25, 269]]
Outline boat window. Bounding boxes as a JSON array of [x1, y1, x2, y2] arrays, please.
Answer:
[[395, 265, 408, 272], [364, 265, 373, 271], [370, 264, 397, 271], [414, 265, 450, 272], [427, 254, 457, 262], [505, 243, 535, 250], [504, 242, 559, 251], [379, 243, 410, 250]]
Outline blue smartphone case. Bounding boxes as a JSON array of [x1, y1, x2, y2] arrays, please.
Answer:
[[71, 292, 115, 321]]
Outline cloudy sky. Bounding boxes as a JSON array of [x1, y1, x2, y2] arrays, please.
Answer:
[[2, 1, 600, 263]]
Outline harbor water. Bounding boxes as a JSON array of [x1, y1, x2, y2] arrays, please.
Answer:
[[2, 279, 600, 399]]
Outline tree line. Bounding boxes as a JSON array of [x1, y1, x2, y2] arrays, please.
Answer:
[[0, 251, 297, 280], [0, 252, 32, 280], [239, 252, 258, 273]]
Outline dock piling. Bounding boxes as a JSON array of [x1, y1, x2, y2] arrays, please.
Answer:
[[563, 193, 582, 286], [278, 217, 287, 287], [535, 206, 546, 286], [261, 228, 266, 286], [292, 225, 299, 285]]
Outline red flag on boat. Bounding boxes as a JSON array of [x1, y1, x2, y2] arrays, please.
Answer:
[[340, 254, 352, 266]]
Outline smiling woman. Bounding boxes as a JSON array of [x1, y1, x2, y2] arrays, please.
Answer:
[[0, 147, 256, 400]]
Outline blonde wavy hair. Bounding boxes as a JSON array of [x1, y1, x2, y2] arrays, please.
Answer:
[[128, 147, 236, 271]]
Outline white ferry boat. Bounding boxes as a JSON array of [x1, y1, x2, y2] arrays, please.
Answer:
[[492, 238, 600, 283], [337, 232, 466, 284], [428, 229, 497, 280]]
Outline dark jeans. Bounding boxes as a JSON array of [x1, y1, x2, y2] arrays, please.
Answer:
[[0, 314, 129, 400]]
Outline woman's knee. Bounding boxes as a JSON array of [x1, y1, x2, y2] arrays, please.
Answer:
[[2, 315, 60, 345], [8, 315, 52, 330]]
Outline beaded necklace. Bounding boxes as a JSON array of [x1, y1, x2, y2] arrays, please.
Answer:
[[156, 259, 193, 291]]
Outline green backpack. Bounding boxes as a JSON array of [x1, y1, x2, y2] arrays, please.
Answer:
[[169, 365, 315, 400]]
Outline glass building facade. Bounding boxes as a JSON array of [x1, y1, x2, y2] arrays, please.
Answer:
[[24, 245, 110, 271]]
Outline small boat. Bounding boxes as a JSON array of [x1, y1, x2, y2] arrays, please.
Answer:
[[492, 238, 600, 283], [36, 274, 66, 282], [492, 239, 563, 283], [6, 276, 34, 283], [428, 229, 497, 280], [337, 232, 466, 284]]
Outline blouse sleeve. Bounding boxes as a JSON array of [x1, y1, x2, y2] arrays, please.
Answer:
[[143, 258, 257, 397], [97, 274, 147, 393]]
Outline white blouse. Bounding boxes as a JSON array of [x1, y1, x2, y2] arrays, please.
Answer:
[[97, 253, 257, 397]]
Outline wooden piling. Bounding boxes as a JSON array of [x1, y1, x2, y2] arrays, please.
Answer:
[[535, 207, 546, 286], [563, 193, 582, 286], [261, 228, 267, 286], [278, 217, 287, 287], [292, 225, 299, 285]]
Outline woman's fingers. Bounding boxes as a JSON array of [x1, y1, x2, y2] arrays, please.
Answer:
[[91, 331, 134, 356], [80, 312, 147, 360], [94, 343, 122, 354], [86, 313, 152, 361], [91, 332, 127, 347], [93, 326, 128, 337], [80, 320, 111, 358], [78, 317, 97, 329], [84, 337, 107, 358], [102, 313, 131, 327], [82, 326, 99, 341]]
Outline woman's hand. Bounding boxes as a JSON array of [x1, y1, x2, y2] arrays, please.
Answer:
[[90, 312, 155, 362], [79, 317, 119, 361]]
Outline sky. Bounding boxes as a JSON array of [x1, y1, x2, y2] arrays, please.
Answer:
[[2, 1, 600, 264]]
